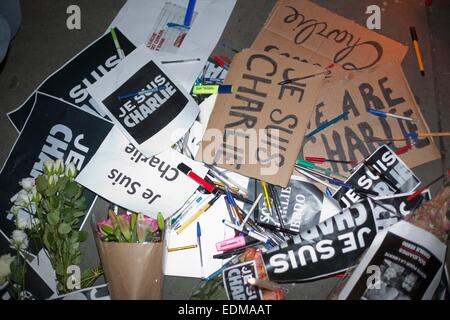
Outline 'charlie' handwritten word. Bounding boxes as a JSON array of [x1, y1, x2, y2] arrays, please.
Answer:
[[283, 5, 383, 70]]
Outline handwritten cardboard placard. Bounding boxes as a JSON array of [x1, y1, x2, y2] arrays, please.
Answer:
[[251, 0, 440, 175], [198, 49, 325, 187], [259, 0, 408, 71]]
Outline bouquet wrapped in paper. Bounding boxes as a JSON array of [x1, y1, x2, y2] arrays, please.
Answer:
[[95, 211, 165, 300]]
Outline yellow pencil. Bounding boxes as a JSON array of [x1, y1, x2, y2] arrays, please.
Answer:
[[176, 193, 221, 234], [260, 180, 272, 211], [167, 244, 197, 252]]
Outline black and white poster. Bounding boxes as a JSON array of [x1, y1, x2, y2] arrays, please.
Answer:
[[246, 176, 341, 234], [262, 191, 429, 283], [7, 29, 135, 131], [0, 93, 114, 237], [87, 46, 200, 157], [223, 261, 263, 300], [337, 221, 446, 300], [50, 284, 110, 300], [333, 145, 421, 209]]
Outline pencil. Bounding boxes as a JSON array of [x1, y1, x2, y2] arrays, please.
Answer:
[[410, 27, 425, 76], [167, 244, 197, 252], [260, 181, 272, 212], [176, 193, 221, 234]]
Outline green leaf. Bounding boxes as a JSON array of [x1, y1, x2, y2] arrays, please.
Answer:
[[73, 211, 85, 218], [45, 185, 58, 197], [56, 176, 69, 191], [157, 212, 165, 232], [43, 199, 52, 212], [100, 224, 114, 235], [74, 197, 87, 210], [64, 181, 80, 198], [78, 230, 88, 242], [47, 210, 60, 225], [35, 175, 48, 193], [58, 223, 71, 235]]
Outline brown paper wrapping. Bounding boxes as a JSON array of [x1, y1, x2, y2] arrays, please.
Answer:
[[96, 237, 164, 300]]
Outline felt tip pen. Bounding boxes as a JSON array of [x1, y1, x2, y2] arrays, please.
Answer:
[[215, 235, 258, 252], [166, 22, 190, 30], [177, 163, 216, 193], [213, 243, 260, 259], [367, 108, 416, 122], [222, 220, 269, 244], [410, 27, 425, 76], [192, 85, 233, 95], [110, 28, 125, 60]]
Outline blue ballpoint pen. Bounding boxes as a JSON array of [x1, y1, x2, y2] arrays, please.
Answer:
[[306, 111, 349, 138], [184, 0, 196, 27], [197, 222, 204, 278], [368, 108, 416, 122], [118, 85, 166, 100]]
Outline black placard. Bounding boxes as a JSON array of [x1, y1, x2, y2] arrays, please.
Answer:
[[223, 261, 263, 300]]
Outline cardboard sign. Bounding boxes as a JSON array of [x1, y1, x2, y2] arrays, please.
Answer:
[[223, 261, 263, 300], [333, 145, 421, 209], [262, 192, 429, 283], [256, 0, 408, 71], [199, 49, 325, 187], [251, 0, 440, 176], [88, 46, 199, 157], [338, 221, 446, 300], [246, 175, 341, 234], [7, 29, 135, 131], [0, 94, 113, 237], [76, 127, 208, 219]]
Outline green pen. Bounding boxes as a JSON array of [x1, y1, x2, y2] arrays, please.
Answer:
[[296, 159, 348, 180], [110, 28, 125, 60]]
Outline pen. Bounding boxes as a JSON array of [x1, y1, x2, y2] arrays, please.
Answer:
[[222, 219, 269, 244], [166, 22, 190, 30], [410, 27, 425, 76], [305, 156, 355, 165], [176, 193, 221, 234], [296, 159, 349, 180], [161, 58, 200, 64], [192, 85, 233, 95], [405, 132, 450, 138], [394, 144, 414, 155], [367, 108, 416, 122], [306, 111, 349, 138], [117, 85, 166, 100], [239, 193, 263, 231], [407, 174, 444, 201], [177, 163, 216, 193], [205, 164, 248, 194], [197, 222, 204, 278], [172, 195, 209, 229], [294, 167, 338, 191], [260, 181, 272, 213], [184, 0, 196, 27], [110, 28, 125, 60], [278, 69, 331, 85]]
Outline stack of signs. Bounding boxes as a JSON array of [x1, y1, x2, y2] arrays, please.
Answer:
[[7, 29, 135, 130], [332, 145, 421, 209], [246, 175, 341, 234], [337, 221, 446, 300], [87, 46, 200, 157], [223, 261, 263, 300], [250, 0, 440, 177], [199, 49, 326, 187], [0, 94, 113, 237], [261, 145, 426, 282]]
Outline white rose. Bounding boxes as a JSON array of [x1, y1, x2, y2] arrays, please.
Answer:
[[16, 216, 31, 230], [65, 163, 77, 179], [0, 254, 14, 285], [43, 159, 55, 176], [9, 205, 21, 215], [55, 159, 65, 175], [48, 174, 59, 187], [14, 190, 31, 207], [11, 230, 29, 250], [18, 178, 35, 192]]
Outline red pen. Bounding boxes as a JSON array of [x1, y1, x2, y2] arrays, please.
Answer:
[[394, 144, 414, 155], [407, 174, 445, 201], [305, 156, 355, 165], [177, 163, 216, 193]]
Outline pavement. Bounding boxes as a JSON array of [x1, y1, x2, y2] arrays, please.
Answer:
[[0, 0, 448, 299]]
